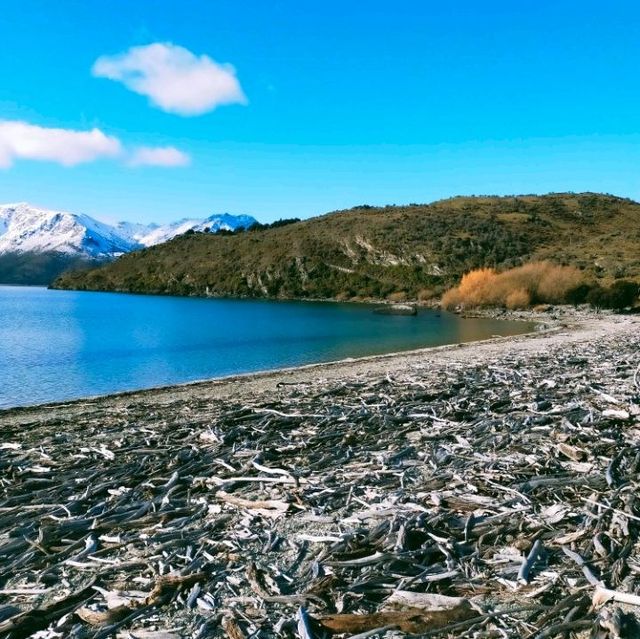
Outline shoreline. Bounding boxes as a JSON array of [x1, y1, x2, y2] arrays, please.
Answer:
[[1, 308, 639, 638], [0, 308, 549, 419], [1, 285, 544, 414], [0, 307, 630, 420]]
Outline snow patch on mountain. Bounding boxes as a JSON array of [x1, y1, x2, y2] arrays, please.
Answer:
[[114, 220, 160, 244], [136, 218, 204, 247]]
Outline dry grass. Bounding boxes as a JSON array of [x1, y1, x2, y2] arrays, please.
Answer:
[[416, 287, 439, 301], [386, 291, 408, 302], [442, 261, 586, 310]]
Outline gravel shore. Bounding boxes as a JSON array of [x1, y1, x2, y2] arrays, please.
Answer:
[[1, 308, 639, 638]]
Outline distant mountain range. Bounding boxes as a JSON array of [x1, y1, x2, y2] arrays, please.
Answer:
[[53, 193, 640, 301], [0, 203, 257, 284], [114, 213, 258, 248]]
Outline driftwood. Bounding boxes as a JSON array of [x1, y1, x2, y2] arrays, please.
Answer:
[[384, 590, 470, 611], [0, 581, 97, 639], [0, 311, 639, 637], [317, 606, 477, 634], [221, 615, 248, 639], [518, 539, 543, 584], [75, 572, 205, 626], [593, 586, 640, 608]]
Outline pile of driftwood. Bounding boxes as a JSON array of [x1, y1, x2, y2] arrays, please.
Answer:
[[1, 325, 639, 638]]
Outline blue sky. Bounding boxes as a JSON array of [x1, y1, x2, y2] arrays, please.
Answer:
[[0, 0, 639, 223]]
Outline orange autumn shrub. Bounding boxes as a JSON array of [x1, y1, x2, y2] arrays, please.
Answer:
[[440, 287, 462, 309], [441, 267, 498, 309], [505, 287, 531, 309], [442, 261, 586, 310], [536, 264, 584, 302]]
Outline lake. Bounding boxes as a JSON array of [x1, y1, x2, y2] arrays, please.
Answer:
[[0, 286, 535, 408]]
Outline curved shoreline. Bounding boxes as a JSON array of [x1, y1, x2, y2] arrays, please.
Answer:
[[0, 288, 534, 414], [1, 308, 634, 424]]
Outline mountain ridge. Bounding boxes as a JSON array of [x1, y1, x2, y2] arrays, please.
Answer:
[[52, 192, 640, 301]]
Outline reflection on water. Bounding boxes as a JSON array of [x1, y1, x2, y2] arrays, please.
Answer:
[[0, 286, 535, 408]]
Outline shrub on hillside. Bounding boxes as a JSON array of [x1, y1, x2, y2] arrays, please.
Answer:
[[609, 280, 639, 307], [442, 262, 585, 310], [565, 283, 593, 306], [586, 280, 639, 310]]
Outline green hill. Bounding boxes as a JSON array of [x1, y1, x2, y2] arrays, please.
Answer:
[[52, 193, 640, 301]]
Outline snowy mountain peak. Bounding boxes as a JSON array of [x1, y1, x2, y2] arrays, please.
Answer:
[[0, 203, 136, 258], [202, 213, 258, 231], [0, 203, 258, 261], [117, 212, 258, 247]]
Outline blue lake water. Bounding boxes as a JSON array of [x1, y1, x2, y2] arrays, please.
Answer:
[[0, 286, 535, 409]]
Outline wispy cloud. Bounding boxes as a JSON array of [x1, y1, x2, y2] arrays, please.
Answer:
[[128, 145, 191, 167], [0, 119, 190, 170], [0, 120, 121, 168], [92, 42, 247, 116]]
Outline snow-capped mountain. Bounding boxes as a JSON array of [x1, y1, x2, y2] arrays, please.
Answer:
[[117, 213, 258, 247], [0, 203, 258, 284], [0, 203, 258, 258], [0, 203, 138, 258]]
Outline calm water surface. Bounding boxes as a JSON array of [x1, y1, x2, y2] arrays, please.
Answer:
[[0, 286, 535, 408]]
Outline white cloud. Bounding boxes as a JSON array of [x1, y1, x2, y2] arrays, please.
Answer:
[[0, 120, 191, 170], [92, 42, 247, 116], [0, 120, 122, 168], [128, 145, 191, 167]]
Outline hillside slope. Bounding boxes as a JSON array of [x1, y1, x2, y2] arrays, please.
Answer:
[[53, 193, 640, 300]]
